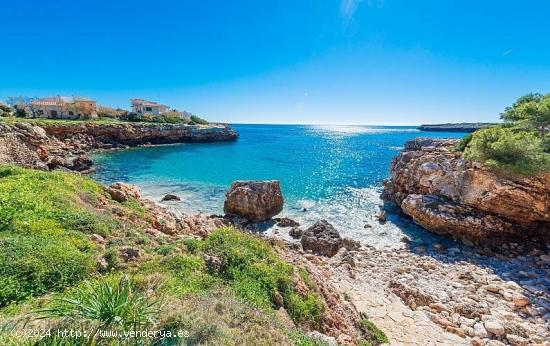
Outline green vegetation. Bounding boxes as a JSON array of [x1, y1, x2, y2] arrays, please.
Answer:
[[357, 318, 389, 346], [459, 92, 550, 176], [0, 104, 11, 117], [189, 114, 209, 125], [37, 275, 162, 331], [0, 165, 346, 345]]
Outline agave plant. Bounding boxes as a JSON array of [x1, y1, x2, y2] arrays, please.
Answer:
[[37, 275, 163, 331]]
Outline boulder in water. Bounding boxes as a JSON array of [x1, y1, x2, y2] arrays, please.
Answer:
[[223, 180, 284, 222], [301, 220, 343, 257], [161, 194, 181, 202]]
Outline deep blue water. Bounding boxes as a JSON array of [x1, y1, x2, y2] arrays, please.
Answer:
[[93, 124, 464, 248]]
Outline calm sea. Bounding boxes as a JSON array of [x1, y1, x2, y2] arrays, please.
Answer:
[[93, 124, 464, 248]]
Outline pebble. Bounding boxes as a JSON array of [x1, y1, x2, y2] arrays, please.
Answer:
[[474, 322, 489, 338], [512, 292, 530, 308], [506, 334, 528, 346], [483, 320, 505, 336]]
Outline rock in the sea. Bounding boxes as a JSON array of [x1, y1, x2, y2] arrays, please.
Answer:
[[274, 217, 300, 227], [301, 220, 343, 257], [161, 194, 181, 202], [382, 138, 550, 245], [223, 180, 284, 222], [289, 227, 303, 239], [106, 182, 141, 203]]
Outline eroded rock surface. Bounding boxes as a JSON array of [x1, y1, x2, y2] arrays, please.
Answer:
[[0, 121, 238, 172], [223, 180, 284, 222], [382, 138, 550, 245]]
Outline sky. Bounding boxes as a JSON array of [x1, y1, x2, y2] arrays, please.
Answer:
[[1, 0, 549, 125]]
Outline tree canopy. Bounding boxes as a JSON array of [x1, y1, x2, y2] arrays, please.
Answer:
[[501, 92, 550, 138]]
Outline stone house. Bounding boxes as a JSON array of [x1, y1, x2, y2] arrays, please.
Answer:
[[130, 99, 170, 115], [31, 96, 98, 119]]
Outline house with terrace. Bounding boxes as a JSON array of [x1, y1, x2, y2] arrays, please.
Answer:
[[31, 96, 98, 119], [130, 99, 170, 115]]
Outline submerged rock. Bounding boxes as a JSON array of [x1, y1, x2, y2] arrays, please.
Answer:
[[161, 194, 181, 202], [301, 220, 343, 257], [223, 180, 284, 222], [274, 217, 300, 228]]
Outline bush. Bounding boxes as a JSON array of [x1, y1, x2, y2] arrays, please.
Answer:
[[202, 227, 324, 325], [0, 166, 139, 306], [0, 104, 12, 117], [190, 115, 209, 125], [358, 318, 389, 345], [463, 126, 550, 175], [37, 275, 162, 330], [0, 234, 95, 306]]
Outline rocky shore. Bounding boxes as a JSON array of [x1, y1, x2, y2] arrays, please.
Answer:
[[0, 121, 238, 172], [155, 180, 550, 345], [382, 138, 550, 246]]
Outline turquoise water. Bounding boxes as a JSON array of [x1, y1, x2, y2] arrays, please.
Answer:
[[93, 124, 464, 248]]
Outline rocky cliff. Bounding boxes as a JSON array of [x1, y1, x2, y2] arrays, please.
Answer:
[[43, 122, 238, 146], [0, 121, 238, 172], [382, 138, 550, 245]]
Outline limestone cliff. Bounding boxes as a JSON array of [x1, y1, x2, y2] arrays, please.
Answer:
[[382, 138, 550, 245], [0, 121, 238, 172]]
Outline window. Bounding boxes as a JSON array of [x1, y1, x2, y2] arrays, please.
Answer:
[[68, 111, 74, 116], [145, 107, 153, 112], [50, 110, 58, 117], [37, 110, 44, 115]]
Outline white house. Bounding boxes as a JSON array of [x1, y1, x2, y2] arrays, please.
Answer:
[[31, 96, 98, 119], [130, 99, 170, 115]]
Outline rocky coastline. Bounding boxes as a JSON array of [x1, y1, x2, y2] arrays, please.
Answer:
[[0, 121, 238, 172], [418, 123, 497, 132], [1, 123, 549, 345], [382, 138, 550, 246]]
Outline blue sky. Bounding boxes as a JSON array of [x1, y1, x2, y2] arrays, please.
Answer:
[[1, 0, 549, 125]]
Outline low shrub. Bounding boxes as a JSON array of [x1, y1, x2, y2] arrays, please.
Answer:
[[0, 234, 95, 306], [357, 318, 389, 345], [190, 115, 209, 125], [201, 227, 325, 325], [463, 126, 550, 176]]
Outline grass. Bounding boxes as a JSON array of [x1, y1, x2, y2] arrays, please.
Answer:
[[0, 165, 144, 306], [0, 165, 381, 345], [0, 116, 124, 125]]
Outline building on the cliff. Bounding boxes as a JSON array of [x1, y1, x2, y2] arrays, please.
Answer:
[[130, 99, 170, 115], [30, 96, 98, 119]]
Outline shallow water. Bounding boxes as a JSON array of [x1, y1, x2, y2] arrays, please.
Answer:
[[93, 124, 464, 248]]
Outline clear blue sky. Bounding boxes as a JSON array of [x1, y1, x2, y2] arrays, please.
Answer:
[[1, 0, 549, 125]]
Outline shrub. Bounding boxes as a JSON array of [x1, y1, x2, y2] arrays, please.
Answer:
[[36, 275, 163, 343], [357, 318, 389, 345], [463, 126, 550, 175], [190, 115, 209, 125], [202, 227, 324, 325], [0, 234, 95, 306], [0, 104, 12, 117]]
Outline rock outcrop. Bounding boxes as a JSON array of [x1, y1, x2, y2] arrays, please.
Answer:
[[42, 122, 238, 147], [0, 121, 238, 172], [382, 138, 550, 245], [223, 180, 284, 222], [301, 220, 343, 257]]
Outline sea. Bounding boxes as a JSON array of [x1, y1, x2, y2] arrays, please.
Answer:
[[93, 124, 465, 249]]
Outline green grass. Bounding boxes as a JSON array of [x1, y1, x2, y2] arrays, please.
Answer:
[[0, 166, 339, 345], [0, 165, 145, 306], [0, 116, 124, 125]]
